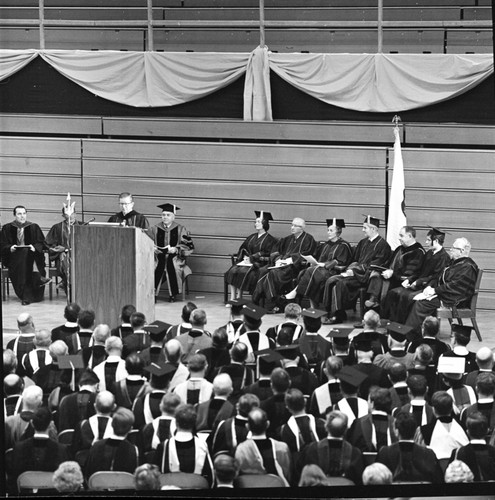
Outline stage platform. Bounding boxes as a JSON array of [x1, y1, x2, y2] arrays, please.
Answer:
[[2, 289, 494, 352]]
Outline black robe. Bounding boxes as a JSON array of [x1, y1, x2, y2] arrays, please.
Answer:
[[108, 209, 149, 229], [1, 221, 47, 302], [225, 231, 278, 293]]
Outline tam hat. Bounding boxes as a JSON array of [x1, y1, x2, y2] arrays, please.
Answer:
[[254, 211, 273, 221], [255, 349, 283, 374], [275, 344, 301, 360], [57, 354, 84, 370], [301, 308, 327, 319], [144, 320, 171, 342], [386, 322, 413, 342], [363, 215, 380, 228], [452, 324, 473, 339], [242, 304, 267, 321], [338, 366, 368, 389], [427, 226, 447, 238], [158, 203, 179, 214], [352, 332, 373, 352], [326, 218, 346, 229], [327, 327, 353, 345], [144, 362, 176, 381]]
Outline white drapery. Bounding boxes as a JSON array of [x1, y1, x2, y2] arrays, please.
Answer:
[[0, 48, 492, 119]]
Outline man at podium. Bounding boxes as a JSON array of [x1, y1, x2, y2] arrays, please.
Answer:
[[108, 192, 149, 229], [147, 203, 194, 303]]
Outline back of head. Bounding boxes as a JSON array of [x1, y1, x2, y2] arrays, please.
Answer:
[[422, 316, 440, 338], [363, 310, 380, 330], [64, 303, 81, 323], [237, 393, 260, 418], [394, 410, 417, 440], [111, 407, 135, 436], [248, 408, 268, 435], [134, 464, 161, 491], [125, 353, 145, 375], [243, 315, 262, 331], [34, 329, 52, 348], [95, 390, 116, 415], [454, 329, 471, 347], [362, 463, 393, 485], [182, 301, 197, 322], [214, 454, 239, 484], [212, 327, 229, 349], [105, 335, 123, 354], [52, 461, 84, 493], [190, 308, 207, 328], [444, 460, 474, 483], [32, 406, 52, 432], [414, 344, 433, 366], [303, 315, 321, 333], [230, 341, 248, 363], [389, 362, 407, 383], [22, 385, 43, 411], [325, 410, 348, 438], [285, 388, 306, 413], [160, 392, 181, 415], [4, 373, 24, 396], [93, 324, 111, 344], [78, 309, 95, 329], [370, 387, 392, 413], [431, 391, 453, 417], [17, 312, 34, 331], [277, 326, 294, 346], [298, 464, 329, 487], [3, 348, 17, 374], [49, 340, 68, 360], [476, 346, 494, 370], [165, 339, 182, 364], [175, 403, 197, 431], [407, 374, 428, 398], [475, 371, 495, 397], [130, 312, 146, 329], [466, 411, 488, 440], [270, 367, 291, 393], [284, 303, 301, 320], [121, 304, 136, 323], [78, 369, 100, 388], [213, 373, 233, 397], [188, 353, 207, 373]]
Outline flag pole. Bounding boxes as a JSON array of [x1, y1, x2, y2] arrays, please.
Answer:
[[64, 193, 75, 304]]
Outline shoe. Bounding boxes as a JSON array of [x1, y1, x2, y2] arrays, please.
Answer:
[[266, 307, 281, 314], [39, 277, 52, 287], [168, 295, 176, 303], [22, 300, 30, 305], [365, 297, 379, 308]]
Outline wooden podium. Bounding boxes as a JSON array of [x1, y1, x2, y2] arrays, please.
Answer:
[[71, 225, 155, 327]]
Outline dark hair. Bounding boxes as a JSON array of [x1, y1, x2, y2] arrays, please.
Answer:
[[422, 316, 440, 337], [427, 229, 445, 245], [271, 368, 290, 393], [370, 387, 392, 413], [454, 329, 471, 346], [389, 362, 407, 383], [261, 219, 270, 231], [121, 304, 136, 323], [403, 225, 416, 238], [237, 394, 260, 418], [64, 303, 81, 323], [175, 404, 197, 431], [212, 327, 229, 349], [276, 326, 294, 346], [188, 353, 207, 372], [407, 374, 428, 397], [325, 356, 343, 378], [111, 408, 134, 436], [231, 342, 248, 363], [125, 353, 145, 375], [285, 388, 306, 413], [32, 407, 52, 432], [303, 316, 321, 333], [325, 410, 348, 438], [78, 310, 95, 329], [248, 408, 268, 434], [77, 369, 100, 387], [466, 411, 488, 440], [13, 205, 26, 215], [395, 411, 417, 440], [475, 372, 495, 396], [182, 302, 197, 322], [244, 316, 262, 331], [214, 454, 239, 483], [431, 391, 453, 416], [130, 312, 146, 329]]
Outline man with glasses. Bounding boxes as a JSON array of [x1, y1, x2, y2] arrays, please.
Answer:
[[405, 237, 478, 335], [108, 192, 149, 229], [252, 217, 316, 313]]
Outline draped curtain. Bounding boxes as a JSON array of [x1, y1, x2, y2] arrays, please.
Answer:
[[0, 48, 492, 120]]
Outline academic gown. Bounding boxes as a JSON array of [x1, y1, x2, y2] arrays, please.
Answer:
[[1, 221, 47, 303], [252, 231, 317, 309], [108, 209, 149, 229], [451, 441, 495, 481], [225, 231, 278, 293], [295, 238, 353, 303], [148, 221, 194, 297], [322, 235, 391, 314], [210, 415, 250, 456], [85, 437, 139, 478]]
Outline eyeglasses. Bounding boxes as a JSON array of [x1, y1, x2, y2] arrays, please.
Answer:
[[292, 224, 303, 228], [450, 246, 464, 252]]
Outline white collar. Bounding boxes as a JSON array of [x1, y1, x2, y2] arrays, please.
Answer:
[[217, 484, 234, 488], [174, 430, 194, 442], [127, 375, 146, 381], [411, 399, 426, 406], [372, 410, 388, 416], [65, 321, 78, 328], [121, 323, 132, 327], [453, 346, 469, 355], [33, 432, 50, 438], [109, 433, 126, 441], [18, 331, 35, 337], [106, 355, 122, 362], [470, 439, 487, 445], [478, 398, 494, 403], [252, 434, 268, 440], [394, 381, 408, 388]]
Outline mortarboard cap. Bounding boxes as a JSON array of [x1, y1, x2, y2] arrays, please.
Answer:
[[254, 211, 273, 221], [451, 324, 473, 339], [57, 354, 85, 370], [275, 344, 301, 360], [338, 366, 368, 388], [352, 332, 373, 352], [427, 226, 447, 238], [326, 218, 346, 229], [242, 304, 267, 321], [327, 327, 353, 345], [386, 322, 413, 342], [144, 320, 171, 342], [301, 308, 327, 319], [363, 215, 380, 228], [437, 356, 466, 378], [256, 349, 284, 363], [144, 362, 176, 379], [158, 203, 179, 214]]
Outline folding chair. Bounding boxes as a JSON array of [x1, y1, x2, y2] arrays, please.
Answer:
[[17, 471, 56, 494], [159, 472, 209, 489], [58, 428, 74, 446], [87, 471, 135, 491], [234, 473, 287, 488]]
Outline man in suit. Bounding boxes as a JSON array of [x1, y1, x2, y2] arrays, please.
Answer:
[[77, 309, 95, 350], [376, 410, 444, 483], [111, 304, 136, 340], [51, 302, 81, 354], [218, 341, 255, 402], [260, 367, 291, 438], [407, 316, 450, 363]]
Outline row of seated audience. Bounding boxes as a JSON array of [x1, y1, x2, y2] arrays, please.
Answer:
[[4, 299, 495, 493]]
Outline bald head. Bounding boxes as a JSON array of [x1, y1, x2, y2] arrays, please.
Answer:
[[17, 313, 34, 332], [213, 373, 233, 398], [33, 329, 51, 348], [95, 390, 115, 415], [4, 374, 24, 396], [93, 324, 111, 345], [165, 339, 182, 364], [248, 408, 269, 435], [476, 347, 494, 370], [49, 340, 68, 359], [22, 385, 43, 411]]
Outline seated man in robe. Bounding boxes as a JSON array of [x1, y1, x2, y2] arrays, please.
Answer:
[[322, 215, 391, 324], [147, 203, 194, 303], [252, 217, 317, 313], [284, 218, 353, 307]]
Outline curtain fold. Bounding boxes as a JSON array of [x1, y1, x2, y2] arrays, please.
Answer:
[[0, 49, 493, 117]]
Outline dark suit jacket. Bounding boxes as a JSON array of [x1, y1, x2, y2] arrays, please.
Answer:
[[85, 437, 139, 478], [450, 442, 495, 481], [58, 390, 97, 431]]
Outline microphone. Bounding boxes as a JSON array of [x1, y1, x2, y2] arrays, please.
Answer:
[[83, 218, 96, 226]]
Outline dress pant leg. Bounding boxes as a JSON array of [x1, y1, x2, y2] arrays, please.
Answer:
[[405, 297, 440, 333]]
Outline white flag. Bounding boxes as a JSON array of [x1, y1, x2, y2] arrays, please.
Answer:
[[387, 126, 407, 250]]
